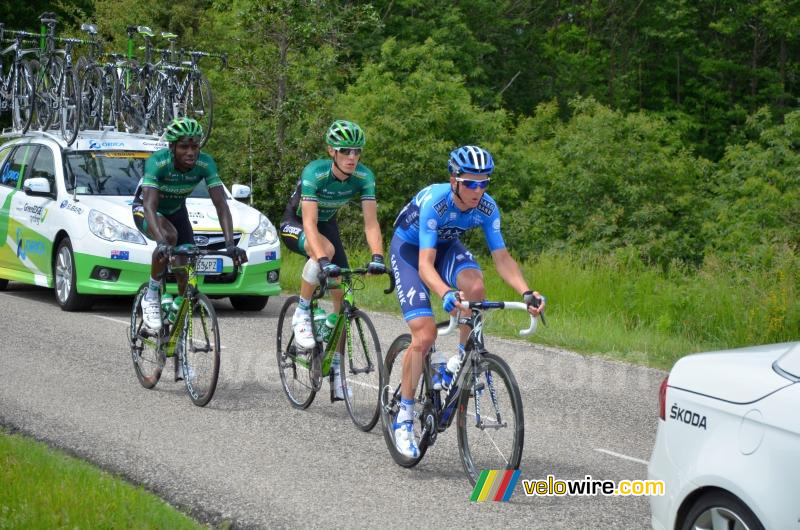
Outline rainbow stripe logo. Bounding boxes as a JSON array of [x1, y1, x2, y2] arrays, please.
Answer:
[[470, 470, 521, 501]]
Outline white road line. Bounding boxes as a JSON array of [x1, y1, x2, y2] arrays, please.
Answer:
[[95, 315, 129, 325], [594, 448, 649, 465], [99, 314, 227, 349]]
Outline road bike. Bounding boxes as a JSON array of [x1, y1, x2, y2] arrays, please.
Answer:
[[30, 13, 82, 145], [379, 299, 539, 484], [276, 267, 394, 431], [128, 245, 237, 407], [0, 25, 39, 133]]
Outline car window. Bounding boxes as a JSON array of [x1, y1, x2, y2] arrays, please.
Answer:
[[28, 146, 56, 193], [0, 145, 34, 189], [775, 344, 800, 379], [63, 150, 211, 198]]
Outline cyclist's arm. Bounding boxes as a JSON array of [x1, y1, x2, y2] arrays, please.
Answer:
[[419, 248, 452, 299], [361, 199, 383, 256], [208, 185, 235, 247], [491, 248, 529, 295], [142, 187, 166, 242], [300, 200, 326, 260]]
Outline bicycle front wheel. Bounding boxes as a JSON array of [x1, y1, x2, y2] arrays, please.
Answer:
[[340, 310, 382, 431], [457, 352, 524, 485], [180, 293, 220, 407], [129, 285, 165, 388], [276, 296, 318, 409]]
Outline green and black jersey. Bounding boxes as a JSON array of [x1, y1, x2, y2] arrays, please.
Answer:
[[133, 148, 224, 215], [283, 159, 376, 222]]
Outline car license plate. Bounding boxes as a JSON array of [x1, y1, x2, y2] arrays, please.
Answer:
[[196, 257, 223, 275]]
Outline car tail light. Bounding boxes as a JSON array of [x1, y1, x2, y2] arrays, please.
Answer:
[[658, 376, 669, 420]]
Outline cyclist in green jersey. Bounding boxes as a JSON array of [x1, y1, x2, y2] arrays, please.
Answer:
[[280, 120, 386, 375], [133, 117, 247, 333]]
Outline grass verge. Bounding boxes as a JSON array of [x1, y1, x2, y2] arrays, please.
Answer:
[[0, 427, 205, 529]]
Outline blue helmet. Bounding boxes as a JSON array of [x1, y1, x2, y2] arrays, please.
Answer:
[[448, 145, 494, 176]]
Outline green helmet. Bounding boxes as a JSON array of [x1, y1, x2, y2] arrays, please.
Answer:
[[325, 120, 366, 148], [164, 117, 203, 142]]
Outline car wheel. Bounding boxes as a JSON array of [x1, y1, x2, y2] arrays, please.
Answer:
[[54, 238, 93, 311], [229, 295, 269, 311], [681, 491, 764, 530], [0, 278, 7, 291]]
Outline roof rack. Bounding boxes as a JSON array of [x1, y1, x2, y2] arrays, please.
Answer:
[[1, 128, 163, 144]]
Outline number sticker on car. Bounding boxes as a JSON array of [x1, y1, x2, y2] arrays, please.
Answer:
[[196, 257, 223, 274]]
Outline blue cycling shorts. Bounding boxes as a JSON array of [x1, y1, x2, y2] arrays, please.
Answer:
[[389, 233, 481, 321]]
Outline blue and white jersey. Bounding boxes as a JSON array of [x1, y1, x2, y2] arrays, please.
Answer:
[[393, 183, 506, 251]]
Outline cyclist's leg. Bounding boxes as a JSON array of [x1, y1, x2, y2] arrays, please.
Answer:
[[442, 241, 484, 347], [317, 218, 349, 314], [133, 204, 177, 329], [280, 214, 334, 349], [165, 204, 194, 297], [389, 235, 437, 457]]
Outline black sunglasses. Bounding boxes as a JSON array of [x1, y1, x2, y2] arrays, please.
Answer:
[[334, 147, 363, 156]]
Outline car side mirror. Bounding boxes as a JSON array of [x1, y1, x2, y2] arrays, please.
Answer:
[[231, 184, 251, 201], [23, 177, 52, 196]]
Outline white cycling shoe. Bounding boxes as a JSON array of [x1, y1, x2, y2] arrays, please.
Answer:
[[292, 310, 316, 349], [141, 295, 162, 331], [393, 420, 420, 458]]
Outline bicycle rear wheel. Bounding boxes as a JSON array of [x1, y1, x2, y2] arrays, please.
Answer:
[[60, 68, 81, 145], [184, 72, 212, 147], [276, 296, 319, 409], [12, 61, 36, 133], [457, 352, 524, 485], [180, 293, 220, 407], [129, 285, 165, 388], [379, 334, 430, 467], [340, 310, 382, 431]]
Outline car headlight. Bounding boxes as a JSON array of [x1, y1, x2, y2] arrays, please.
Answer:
[[88, 209, 146, 245], [249, 214, 278, 247]]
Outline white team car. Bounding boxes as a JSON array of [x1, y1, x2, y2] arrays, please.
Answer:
[[648, 341, 800, 530], [0, 130, 281, 311]]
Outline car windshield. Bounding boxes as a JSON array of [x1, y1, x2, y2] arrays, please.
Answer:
[[63, 151, 211, 198], [775, 343, 800, 379]]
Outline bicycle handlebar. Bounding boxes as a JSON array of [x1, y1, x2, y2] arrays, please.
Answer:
[[438, 300, 539, 337], [313, 267, 395, 300]]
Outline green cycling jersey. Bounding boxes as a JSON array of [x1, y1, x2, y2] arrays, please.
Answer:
[[134, 148, 224, 215], [284, 159, 376, 222]]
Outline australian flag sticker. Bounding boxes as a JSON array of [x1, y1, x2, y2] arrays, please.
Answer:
[[110, 250, 130, 260], [265, 250, 277, 261]]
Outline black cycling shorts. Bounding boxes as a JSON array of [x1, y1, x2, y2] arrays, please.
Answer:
[[280, 210, 349, 268], [132, 203, 195, 246]]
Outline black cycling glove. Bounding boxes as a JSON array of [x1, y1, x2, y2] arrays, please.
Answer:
[[367, 254, 386, 275]]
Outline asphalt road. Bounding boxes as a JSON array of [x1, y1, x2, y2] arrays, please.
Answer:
[[0, 283, 665, 529]]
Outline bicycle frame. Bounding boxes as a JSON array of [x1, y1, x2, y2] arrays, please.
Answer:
[[391, 301, 537, 444]]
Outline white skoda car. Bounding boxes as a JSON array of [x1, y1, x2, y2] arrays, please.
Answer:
[[648, 341, 800, 530]]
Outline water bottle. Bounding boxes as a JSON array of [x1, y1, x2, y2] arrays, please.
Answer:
[[160, 293, 173, 320], [168, 295, 184, 324], [322, 313, 338, 343], [313, 308, 327, 341], [443, 353, 463, 391]]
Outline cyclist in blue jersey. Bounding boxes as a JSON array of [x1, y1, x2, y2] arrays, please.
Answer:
[[389, 145, 546, 458]]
